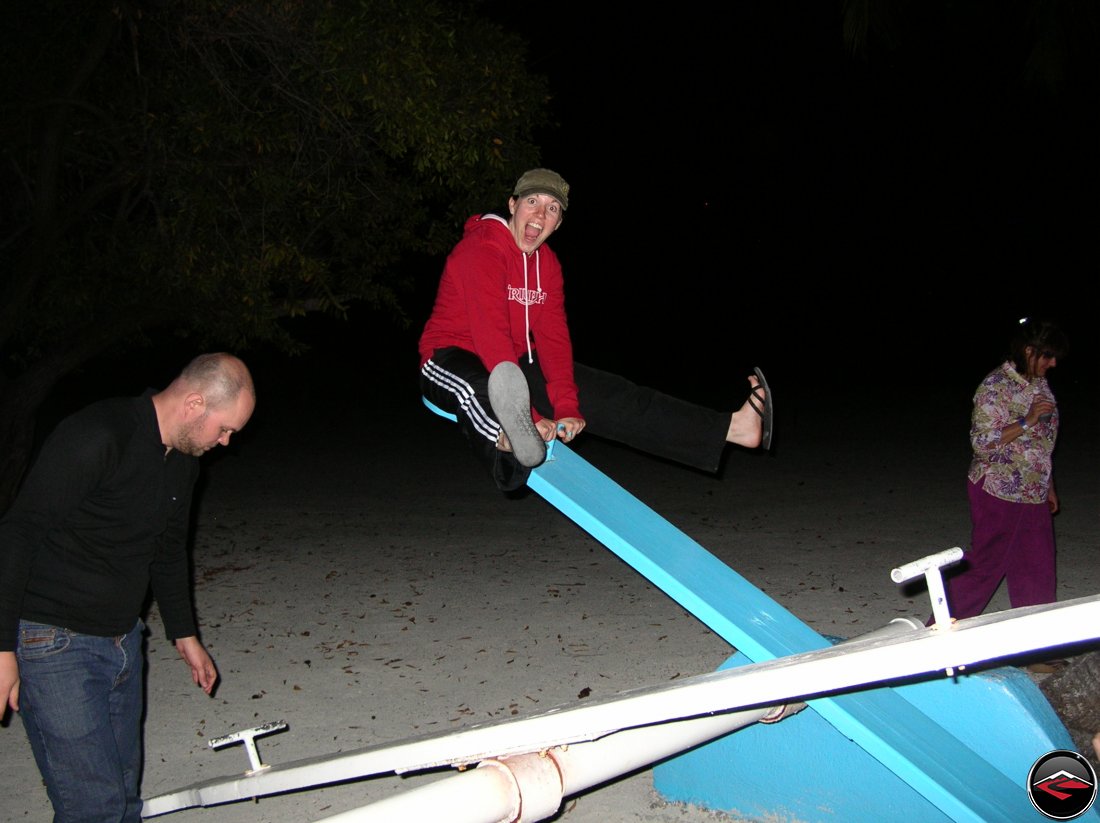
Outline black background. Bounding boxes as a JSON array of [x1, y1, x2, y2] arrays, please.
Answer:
[[475, 4, 1098, 405]]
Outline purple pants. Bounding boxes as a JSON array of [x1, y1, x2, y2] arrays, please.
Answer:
[[944, 479, 1056, 620]]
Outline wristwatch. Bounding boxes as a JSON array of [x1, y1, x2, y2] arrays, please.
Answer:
[[1018, 417, 1029, 431]]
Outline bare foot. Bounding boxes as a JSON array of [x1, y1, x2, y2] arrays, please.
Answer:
[[726, 374, 764, 449]]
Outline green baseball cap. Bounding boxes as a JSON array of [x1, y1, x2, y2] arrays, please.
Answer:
[[513, 168, 569, 210]]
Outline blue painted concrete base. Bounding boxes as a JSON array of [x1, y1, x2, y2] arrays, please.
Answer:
[[654, 652, 1086, 822]]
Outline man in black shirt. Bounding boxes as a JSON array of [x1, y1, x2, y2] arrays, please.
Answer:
[[0, 352, 255, 822]]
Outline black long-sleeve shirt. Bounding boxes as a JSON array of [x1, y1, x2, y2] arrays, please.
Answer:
[[0, 392, 200, 651]]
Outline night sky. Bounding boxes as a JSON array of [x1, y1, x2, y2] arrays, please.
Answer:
[[478, 4, 1098, 402]]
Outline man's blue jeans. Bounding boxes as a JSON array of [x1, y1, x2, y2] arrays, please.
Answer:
[[17, 619, 145, 823]]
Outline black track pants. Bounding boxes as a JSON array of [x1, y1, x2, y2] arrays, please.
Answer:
[[420, 347, 730, 491]]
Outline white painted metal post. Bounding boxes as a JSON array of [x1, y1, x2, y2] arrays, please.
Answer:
[[207, 721, 288, 775], [891, 547, 964, 629]]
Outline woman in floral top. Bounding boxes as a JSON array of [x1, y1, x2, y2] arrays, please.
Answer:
[[945, 318, 1070, 628]]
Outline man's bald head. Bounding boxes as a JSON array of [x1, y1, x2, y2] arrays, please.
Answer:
[[155, 353, 256, 455]]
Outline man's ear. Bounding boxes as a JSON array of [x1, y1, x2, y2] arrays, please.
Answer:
[[184, 392, 206, 417], [508, 196, 516, 216]]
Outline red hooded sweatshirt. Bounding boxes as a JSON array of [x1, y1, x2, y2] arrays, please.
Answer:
[[419, 214, 581, 422]]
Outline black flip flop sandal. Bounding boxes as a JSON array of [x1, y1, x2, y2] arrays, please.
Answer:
[[749, 367, 773, 451]]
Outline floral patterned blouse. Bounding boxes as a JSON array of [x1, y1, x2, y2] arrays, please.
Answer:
[[968, 361, 1058, 504]]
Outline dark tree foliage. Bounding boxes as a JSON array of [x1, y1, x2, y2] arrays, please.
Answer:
[[0, 0, 552, 509]]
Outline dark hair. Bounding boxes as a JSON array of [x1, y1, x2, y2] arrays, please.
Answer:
[[1008, 317, 1069, 377]]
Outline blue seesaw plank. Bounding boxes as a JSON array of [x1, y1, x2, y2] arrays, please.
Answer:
[[529, 445, 826, 662], [527, 443, 1039, 822], [419, 399, 1050, 820]]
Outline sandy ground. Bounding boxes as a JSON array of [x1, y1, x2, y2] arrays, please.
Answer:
[[3, 359, 1099, 822]]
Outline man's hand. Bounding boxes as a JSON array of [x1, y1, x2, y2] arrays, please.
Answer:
[[174, 636, 218, 695], [1, 651, 19, 719]]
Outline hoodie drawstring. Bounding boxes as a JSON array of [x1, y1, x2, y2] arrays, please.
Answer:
[[522, 250, 541, 364]]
